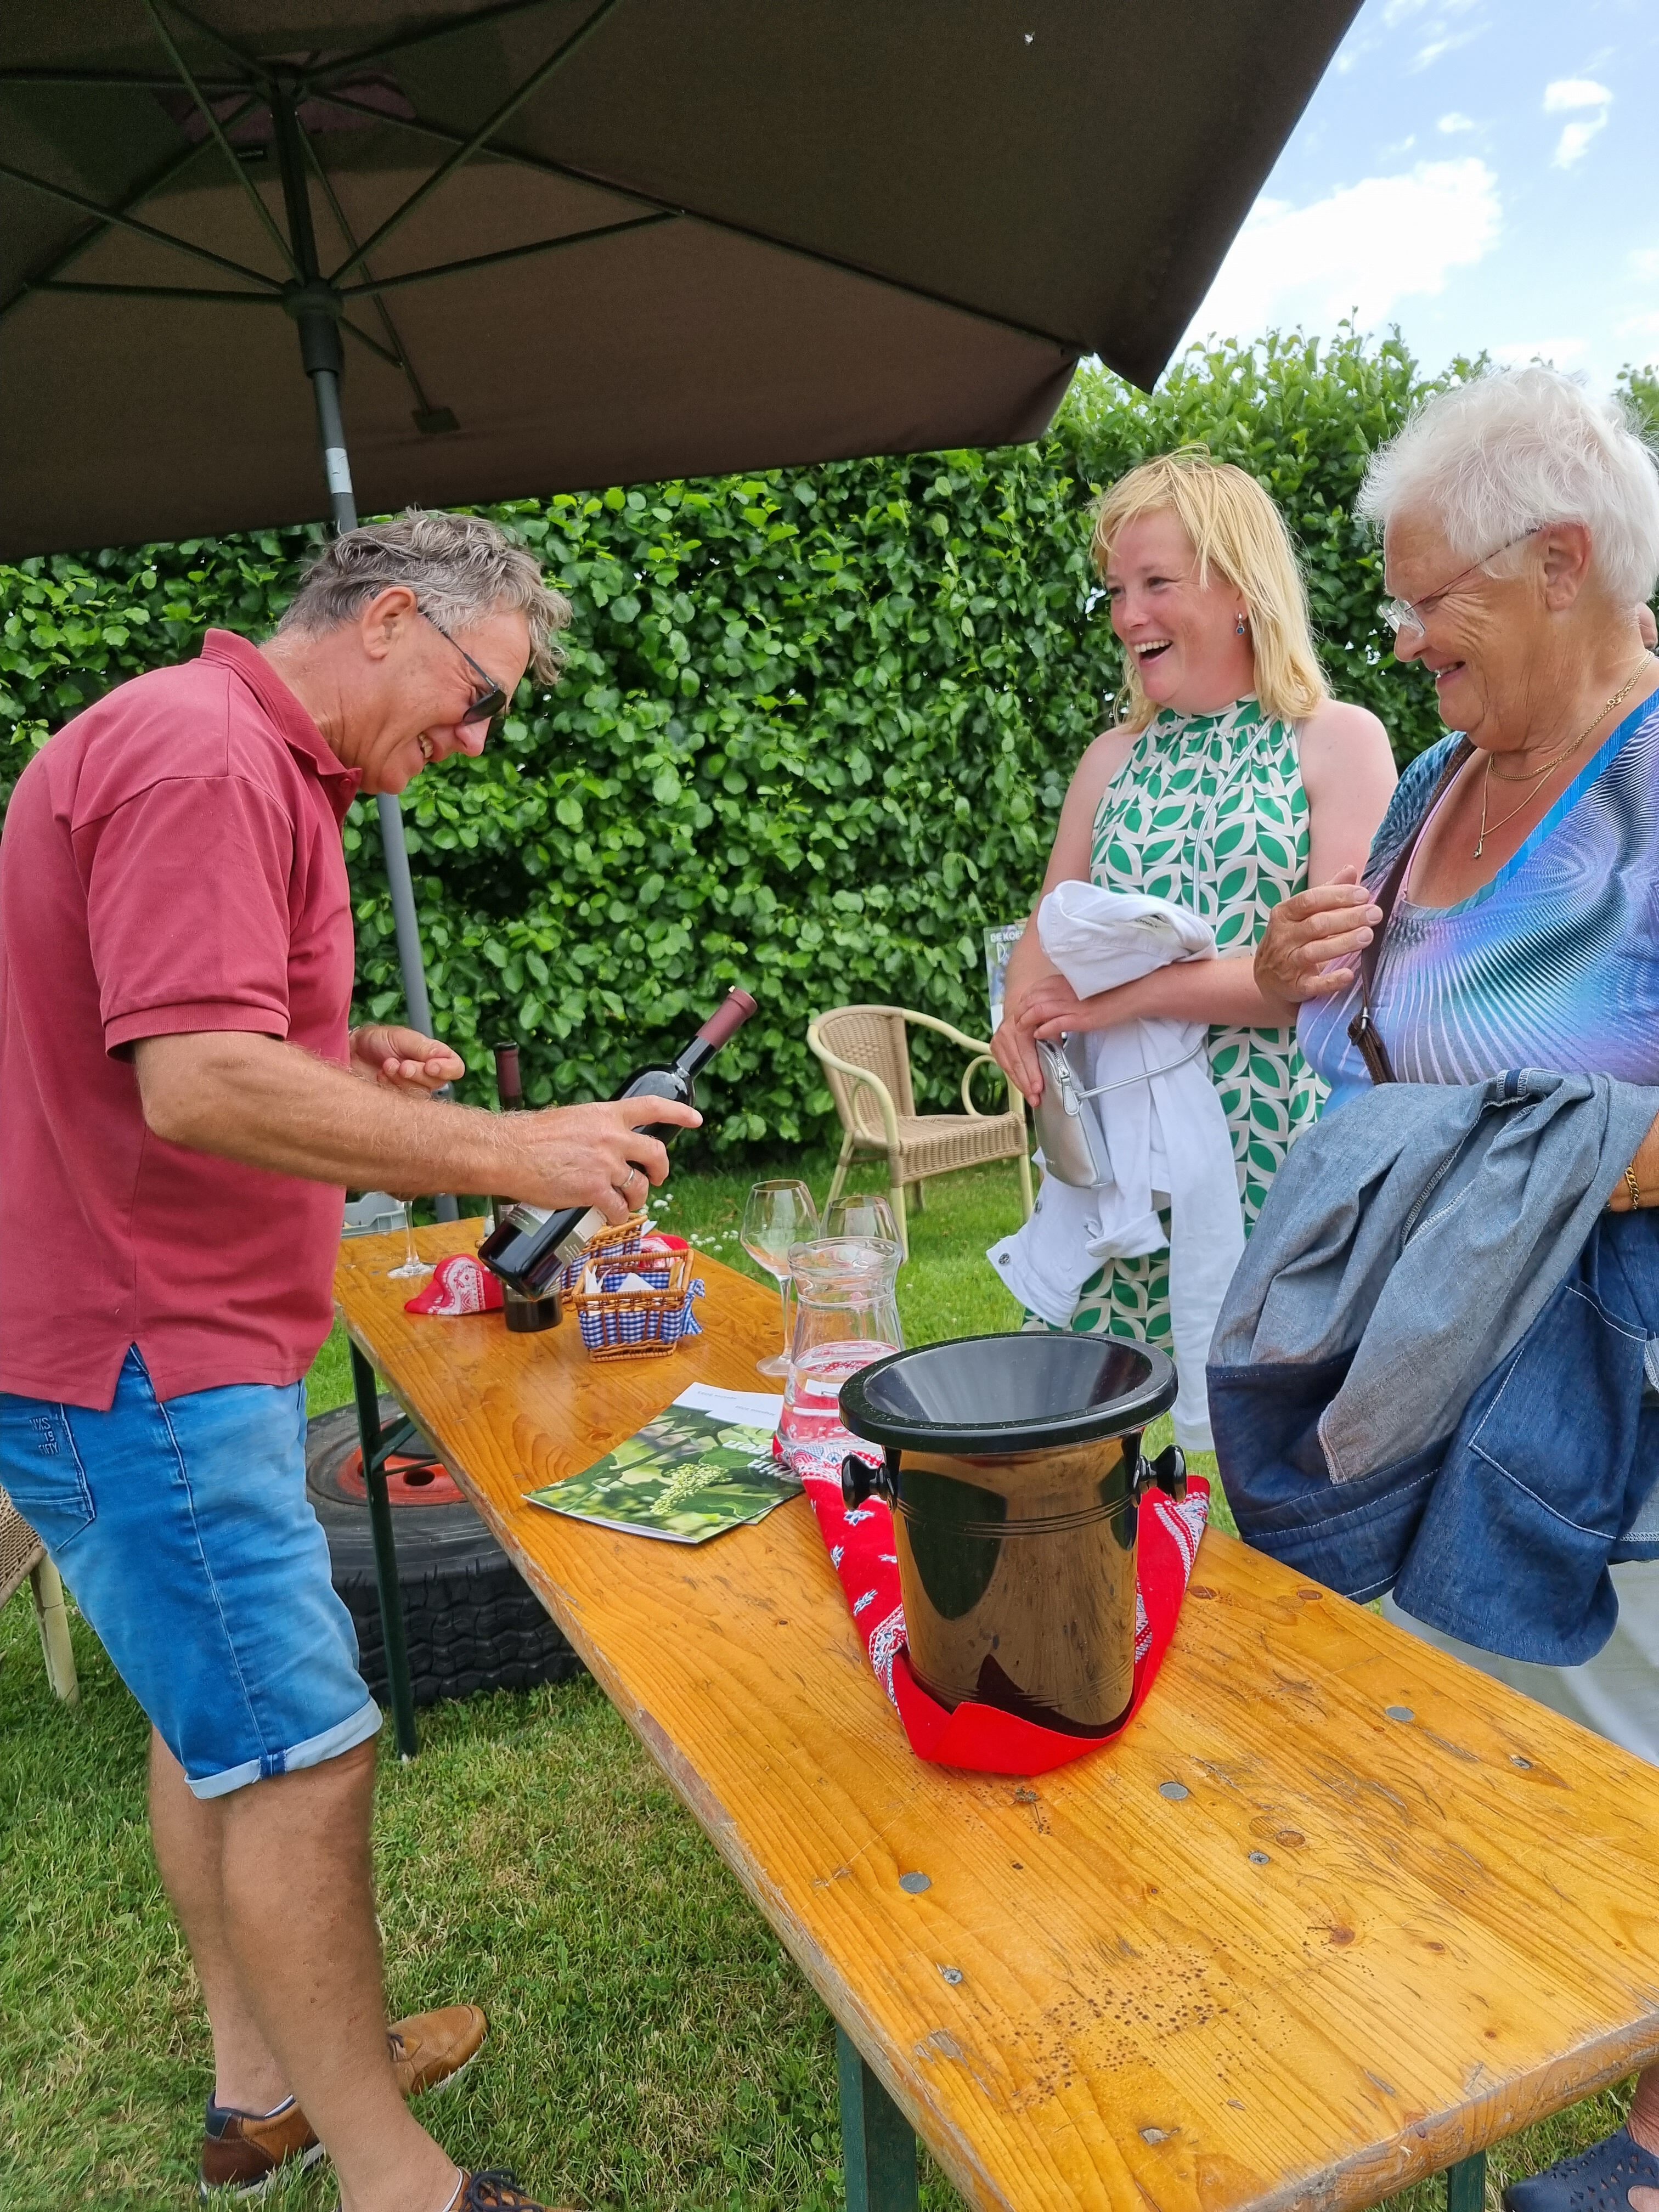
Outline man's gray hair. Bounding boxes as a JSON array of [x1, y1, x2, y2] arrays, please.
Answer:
[[279, 509, 572, 683], [1357, 366, 1659, 606]]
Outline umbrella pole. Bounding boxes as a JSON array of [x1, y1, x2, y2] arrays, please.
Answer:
[[274, 87, 458, 1222]]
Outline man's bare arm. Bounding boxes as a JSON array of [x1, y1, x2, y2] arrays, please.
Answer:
[[134, 1031, 698, 1220]]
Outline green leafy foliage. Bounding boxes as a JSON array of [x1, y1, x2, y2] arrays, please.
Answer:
[[9, 328, 1644, 1156]]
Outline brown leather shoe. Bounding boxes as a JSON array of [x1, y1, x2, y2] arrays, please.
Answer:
[[199, 2005, 488, 2195], [198, 2097, 322, 2198], [390, 2002, 489, 2098]]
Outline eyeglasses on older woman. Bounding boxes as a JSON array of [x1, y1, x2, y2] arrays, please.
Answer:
[[1378, 527, 1539, 640]]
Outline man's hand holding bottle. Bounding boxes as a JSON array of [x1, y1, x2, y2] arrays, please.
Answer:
[[493, 1095, 701, 1224]]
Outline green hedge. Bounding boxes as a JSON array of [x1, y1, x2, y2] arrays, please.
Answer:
[[4, 330, 1651, 1154]]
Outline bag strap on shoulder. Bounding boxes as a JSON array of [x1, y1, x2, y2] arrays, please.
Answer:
[[1347, 737, 1472, 1085]]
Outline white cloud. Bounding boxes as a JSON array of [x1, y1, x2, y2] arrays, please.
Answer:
[[1184, 160, 1501, 344], [1438, 111, 1477, 133], [1544, 78, 1612, 111], [1553, 116, 1608, 168], [1384, 0, 1481, 21], [1413, 28, 1480, 69], [1627, 247, 1659, 281], [1492, 338, 1589, 366]]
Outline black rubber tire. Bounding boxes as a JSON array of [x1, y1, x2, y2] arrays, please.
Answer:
[[304, 1403, 583, 1709]]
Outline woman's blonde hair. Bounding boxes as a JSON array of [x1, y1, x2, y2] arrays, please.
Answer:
[[1091, 448, 1328, 731]]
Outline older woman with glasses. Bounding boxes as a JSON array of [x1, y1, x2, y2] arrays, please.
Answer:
[[1256, 366, 1659, 2212]]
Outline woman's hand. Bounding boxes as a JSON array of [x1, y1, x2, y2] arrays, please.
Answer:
[[349, 1023, 465, 1093], [991, 1000, 1047, 1106], [991, 975, 1142, 1105], [1253, 866, 1384, 1007]]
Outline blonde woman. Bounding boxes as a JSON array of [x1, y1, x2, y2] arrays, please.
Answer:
[[992, 449, 1397, 1348]]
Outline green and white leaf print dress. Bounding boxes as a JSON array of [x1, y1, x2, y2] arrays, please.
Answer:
[[1062, 695, 1323, 1344]]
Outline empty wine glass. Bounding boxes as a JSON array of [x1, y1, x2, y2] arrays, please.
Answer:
[[387, 1198, 433, 1281], [822, 1191, 900, 1247], [741, 1178, 819, 1377]]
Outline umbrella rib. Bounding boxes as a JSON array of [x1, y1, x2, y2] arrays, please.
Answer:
[[147, 0, 272, 83], [0, 68, 250, 91], [140, 0, 297, 276], [0, 159, 285, 292], [0, 95, 262, 326], [303, 0, 566, 86], [310, 94, 1084, 354], [28, 281, 280, 304], [328, 0, 623, 283], [298, 115, 445, 417], [334, 211, 675, 297], [338, 318, 405, 369]]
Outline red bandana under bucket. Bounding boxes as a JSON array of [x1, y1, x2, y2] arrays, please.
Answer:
[[785, 1438, 1209, 1775]]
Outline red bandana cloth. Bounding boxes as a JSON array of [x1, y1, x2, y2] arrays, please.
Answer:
[[785, 1438, 1210, 1776], [404, 1254, 504, 1316]]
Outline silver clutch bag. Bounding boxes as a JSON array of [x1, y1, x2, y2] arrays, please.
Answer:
[[1032, 1039, 1112, 1189]]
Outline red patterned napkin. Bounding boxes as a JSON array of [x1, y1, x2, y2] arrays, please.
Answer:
[[404, 1253, 504, 1316], [786, 1438, 1209, 1775]]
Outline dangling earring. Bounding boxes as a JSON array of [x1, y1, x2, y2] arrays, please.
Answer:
[[1235, 613, 1249, 637]]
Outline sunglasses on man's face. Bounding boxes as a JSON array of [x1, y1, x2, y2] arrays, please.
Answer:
[[420, 607, 509, 727]]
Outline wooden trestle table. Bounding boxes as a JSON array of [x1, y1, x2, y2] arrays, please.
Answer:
[[336, 1219, 1659, 2212]]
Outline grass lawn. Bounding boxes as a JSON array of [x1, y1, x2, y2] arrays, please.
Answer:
[[2, 1154, 1634, 2209]]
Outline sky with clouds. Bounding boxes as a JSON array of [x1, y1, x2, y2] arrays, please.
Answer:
[[1180, 0, 1658, 392]]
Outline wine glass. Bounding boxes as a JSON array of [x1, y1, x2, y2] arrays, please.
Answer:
[[822, 1191, 900, 1247], [741, 1178, 819, 1377], [387, 1198, 433, 1281]]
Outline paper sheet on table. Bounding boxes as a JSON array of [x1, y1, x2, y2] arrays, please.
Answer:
[[524, 1385, 793, 1544]]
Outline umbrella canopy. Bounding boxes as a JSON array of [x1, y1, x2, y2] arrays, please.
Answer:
[[2, 0, 1359, 562]]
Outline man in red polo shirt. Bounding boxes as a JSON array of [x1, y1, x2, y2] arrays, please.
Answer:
[[0, 512, 691, 2212]]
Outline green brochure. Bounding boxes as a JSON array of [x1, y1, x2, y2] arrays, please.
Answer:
[[526, 1383, 796, 1544]]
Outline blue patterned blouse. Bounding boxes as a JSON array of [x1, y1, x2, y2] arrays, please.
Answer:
[[1300, 691, 1659, 1111]]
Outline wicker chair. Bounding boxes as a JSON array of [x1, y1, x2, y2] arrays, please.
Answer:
[[0, 1486, 78, 1703], [807, 1005, 1034, 1256]]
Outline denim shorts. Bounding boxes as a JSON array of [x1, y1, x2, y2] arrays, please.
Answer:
[[0, 1347, 380, 1797]]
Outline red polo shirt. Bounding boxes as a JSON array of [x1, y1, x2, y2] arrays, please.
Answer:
[[0, 630, 361, 1410]]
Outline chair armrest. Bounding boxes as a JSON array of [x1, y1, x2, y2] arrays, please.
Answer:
[[806, 1022, 902, 1150], [960, 1052, 1003, 1118], [894, 1007, 992, 1057], [960, 1052, 1027, 1125]]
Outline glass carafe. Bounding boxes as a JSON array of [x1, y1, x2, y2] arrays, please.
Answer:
[[778, 1237, 904, 1454]]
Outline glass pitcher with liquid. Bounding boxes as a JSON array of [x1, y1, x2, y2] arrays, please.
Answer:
[[777, 1237, 904, 1452]]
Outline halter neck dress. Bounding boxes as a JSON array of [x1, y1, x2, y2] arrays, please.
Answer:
[[1060, 695, 1323, 1345]]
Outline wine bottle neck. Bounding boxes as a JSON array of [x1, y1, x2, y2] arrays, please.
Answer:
[[671, 1035, 717, 1081]]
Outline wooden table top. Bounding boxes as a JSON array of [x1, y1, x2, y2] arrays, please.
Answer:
[[337, 1220, 1659, 2212]]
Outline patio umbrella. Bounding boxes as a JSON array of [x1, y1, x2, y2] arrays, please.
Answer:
[[1, 0, 1359, 1103]]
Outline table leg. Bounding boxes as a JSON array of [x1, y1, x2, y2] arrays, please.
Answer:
[[1447, 2151, 1487, 2212], [348, 1342, 419, 1760], [837, 2025, 917, 2212]]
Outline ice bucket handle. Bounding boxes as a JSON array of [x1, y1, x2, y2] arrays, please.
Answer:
[[1138, 1443, 1187, 1502], [841, 1452, 894, 1510]]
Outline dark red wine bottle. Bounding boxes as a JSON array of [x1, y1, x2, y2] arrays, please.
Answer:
[[479, 989, 758, 1296], [490, 1044, 562, 1333]]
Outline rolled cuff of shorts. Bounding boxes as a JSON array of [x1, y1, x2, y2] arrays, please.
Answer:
[[187, 1698, 383, 1801]]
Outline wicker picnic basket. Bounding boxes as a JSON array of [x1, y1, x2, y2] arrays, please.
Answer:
[[550, 1212, 651, 1297], [571, 1229, 705, 1361]]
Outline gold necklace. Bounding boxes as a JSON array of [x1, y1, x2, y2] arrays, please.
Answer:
[[1474, 659, 1654, 858]]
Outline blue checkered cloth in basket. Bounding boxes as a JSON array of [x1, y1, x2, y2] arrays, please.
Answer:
[[577, 1276, 706, 1353]]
